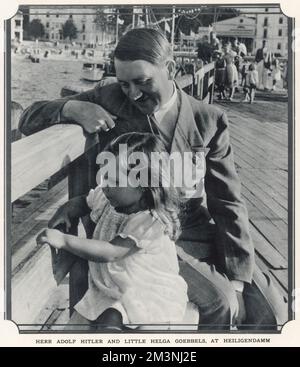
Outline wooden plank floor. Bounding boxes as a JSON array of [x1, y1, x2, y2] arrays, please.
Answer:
[[216, 101, 289, 302]]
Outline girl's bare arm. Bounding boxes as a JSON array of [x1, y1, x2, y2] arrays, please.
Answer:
[[37, 229, 138, 262]]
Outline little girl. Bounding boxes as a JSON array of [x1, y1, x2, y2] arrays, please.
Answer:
[[37, 132, 192, 330], [243, 63, 259, 104]]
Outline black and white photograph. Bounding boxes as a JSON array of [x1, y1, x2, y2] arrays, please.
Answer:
[[3, 1, 296, 342]]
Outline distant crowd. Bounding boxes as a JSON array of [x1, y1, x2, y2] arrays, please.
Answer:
[[197, 35, 288, 103]]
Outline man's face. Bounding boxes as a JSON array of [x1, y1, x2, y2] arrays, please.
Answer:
[[114, 58, 175, 115]]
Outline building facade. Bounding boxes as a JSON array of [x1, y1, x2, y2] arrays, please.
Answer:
[[212, 7, 288, 57], [12, 11, 23, 43], [255, 7, 288, 57], [212, 15, 256, 53], [29, 7, 116, 46]]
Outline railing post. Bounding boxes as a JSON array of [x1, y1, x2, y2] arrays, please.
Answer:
[[68, 136, 99, 316]]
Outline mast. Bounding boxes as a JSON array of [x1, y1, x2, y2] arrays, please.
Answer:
[[171, 5, 176, 51], [115, 8, 119, 46], [132, 8, 135, 29], [145, 6, 149, 26]]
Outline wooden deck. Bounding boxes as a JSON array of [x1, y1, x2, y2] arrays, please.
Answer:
[[11, 98, 290, 330], [216, 100, 289, 303]]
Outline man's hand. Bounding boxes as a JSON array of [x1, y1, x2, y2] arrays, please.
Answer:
[[37, 229, 66, 250], [62, 100, 117, 134]]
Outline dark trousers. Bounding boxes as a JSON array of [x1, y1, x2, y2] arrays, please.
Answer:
[[177, 225, 288, 331]]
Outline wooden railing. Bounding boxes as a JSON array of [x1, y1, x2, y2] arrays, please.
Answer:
[[176, 62, 215, 103], [11, 62, 215, 326], [61, 61, 216, 104], [11, 125, 99, 325]]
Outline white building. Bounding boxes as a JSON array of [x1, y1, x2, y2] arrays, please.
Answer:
[[12, 11, 23, 43], [255, 7, 288, 57], [212, 7, 288, 57], [212, 15, 256, 53], [29, 7, 116, 46]]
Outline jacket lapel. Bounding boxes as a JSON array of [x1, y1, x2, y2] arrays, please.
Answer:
[[170, 88, 205, 155]]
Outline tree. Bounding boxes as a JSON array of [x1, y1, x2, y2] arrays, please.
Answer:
[[62, 19, 78, 42], [27, 19, 45, 40]]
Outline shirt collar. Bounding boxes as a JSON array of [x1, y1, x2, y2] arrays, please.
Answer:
[[154, 82, 177, 124]]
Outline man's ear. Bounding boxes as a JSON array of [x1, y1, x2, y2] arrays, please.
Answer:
[[166, 60, 176, 80]]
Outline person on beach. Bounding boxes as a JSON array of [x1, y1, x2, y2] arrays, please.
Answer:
[[20, 28, 286, 330], [37, 132, 195, 330], [242, 63, 259, 103]]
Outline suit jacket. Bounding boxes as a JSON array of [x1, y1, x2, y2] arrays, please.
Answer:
[[19, 82, 255, 283]]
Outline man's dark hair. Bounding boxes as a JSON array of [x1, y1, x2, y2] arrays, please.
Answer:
[[114, 28, 172, 65]]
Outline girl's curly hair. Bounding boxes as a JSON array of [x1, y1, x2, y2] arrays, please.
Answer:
[[105, 132, 181, 241]]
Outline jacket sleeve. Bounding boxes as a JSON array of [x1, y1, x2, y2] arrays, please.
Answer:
[[18, 88, 100, 136], [204, 110, 254, 283]]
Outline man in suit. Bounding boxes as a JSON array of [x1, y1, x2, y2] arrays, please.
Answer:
[[19, 28, 286, 330]]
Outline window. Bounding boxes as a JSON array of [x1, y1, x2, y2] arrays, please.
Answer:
[[46, 33, 49, 39], [279, 17, 283, 24], [263, 29, 268, 38], [15, 20, 21, 26], [46, 22, 49, 28], [278, 29, 282, 36], [56, 13, 59, 18], [46, 12, 50, 18], [264, 17, 268, 27], [51, 33, 54, 39], [82, 24, 85, 32], [265, 8, 269, 12], [83, 34, 86, 41], [240, 18, 244, 23], [69, 14, 73, 19], [277, 42, 281, 50], [14, 32, 20, 39]]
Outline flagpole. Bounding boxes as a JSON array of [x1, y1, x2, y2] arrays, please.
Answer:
[[145, 6, 149, 26], [171, 5, 175, 51], [115, 8, 119, 46], [132, 7, 135, 29]]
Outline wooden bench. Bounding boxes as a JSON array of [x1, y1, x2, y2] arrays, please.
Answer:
[[11, 125, 99, 329]]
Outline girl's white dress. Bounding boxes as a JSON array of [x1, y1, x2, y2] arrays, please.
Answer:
[[74, 186, 188, 326]]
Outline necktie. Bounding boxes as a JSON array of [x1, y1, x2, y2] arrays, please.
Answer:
[[147, 114, 160, 136]]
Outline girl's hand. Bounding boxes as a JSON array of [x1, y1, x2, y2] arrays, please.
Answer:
[[36, 229, 66, 250]]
